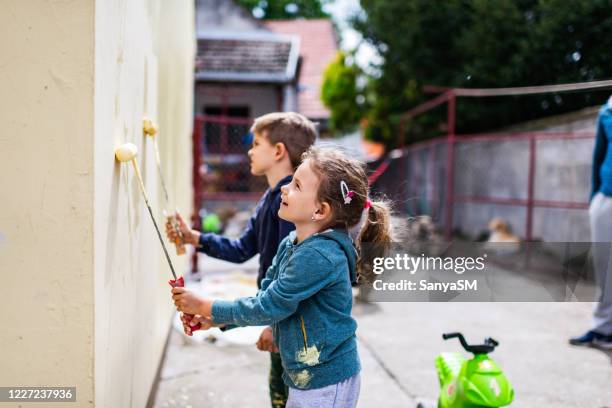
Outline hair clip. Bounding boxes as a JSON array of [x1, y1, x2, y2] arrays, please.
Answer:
[[340, 180, 354, 204], [364, 199, 372, 209]]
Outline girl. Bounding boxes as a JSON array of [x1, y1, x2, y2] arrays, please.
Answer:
[[172, 147, 393, 407]]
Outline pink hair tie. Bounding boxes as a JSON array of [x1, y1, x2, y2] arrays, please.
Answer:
[[364, 199, 372, 209]]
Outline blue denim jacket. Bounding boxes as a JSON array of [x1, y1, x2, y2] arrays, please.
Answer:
[[592, 104, 612, 200], [212, 229, 361, 390]]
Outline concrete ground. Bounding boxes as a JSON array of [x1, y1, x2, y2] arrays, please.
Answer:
[[152, 255, 612, 408]]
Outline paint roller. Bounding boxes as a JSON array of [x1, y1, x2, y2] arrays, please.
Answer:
[[115, 143, 201, 334], [142, 118, 186, 256]]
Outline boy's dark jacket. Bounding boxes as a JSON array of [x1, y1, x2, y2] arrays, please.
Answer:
[[197, 175, 294, 287], [212, 229, 361, 390]]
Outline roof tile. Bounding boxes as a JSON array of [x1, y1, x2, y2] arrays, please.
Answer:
[[196, 35, 297, 82], [266, 19, 338, 119]]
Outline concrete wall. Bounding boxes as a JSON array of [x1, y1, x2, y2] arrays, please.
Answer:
[[387, 108, 599, 242], [452, 117, 596, 241], [0, 1, 194, 407], [0, 0, 96, 405]]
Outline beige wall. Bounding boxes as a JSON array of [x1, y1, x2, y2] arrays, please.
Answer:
[[0, 0, 96, 405], [94, 1, 194, 407], [0, 0, 194, 407]]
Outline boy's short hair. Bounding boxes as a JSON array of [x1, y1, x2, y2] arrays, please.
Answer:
[[251, 112, 317, 169]]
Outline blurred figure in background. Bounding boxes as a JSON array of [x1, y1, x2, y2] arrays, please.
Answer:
[[570, 97, 612, 350]]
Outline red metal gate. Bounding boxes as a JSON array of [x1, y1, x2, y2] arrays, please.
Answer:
[[190, 114, 265, 271], [374, 81, 612, 241]]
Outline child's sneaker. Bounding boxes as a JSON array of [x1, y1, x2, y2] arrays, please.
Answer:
[[593, 334, 612, 350], [569, 330, 603, 347]]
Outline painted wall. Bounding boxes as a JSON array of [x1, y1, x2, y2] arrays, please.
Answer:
[[94, 1, 194, 407], [0, 0, 96, 405], [0, 1, 194, 407]]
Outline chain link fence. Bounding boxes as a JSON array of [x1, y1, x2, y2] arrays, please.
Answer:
[[193, 115, 267, 201]]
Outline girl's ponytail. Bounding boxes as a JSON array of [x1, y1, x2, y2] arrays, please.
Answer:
[[356, 200, 393, 284]]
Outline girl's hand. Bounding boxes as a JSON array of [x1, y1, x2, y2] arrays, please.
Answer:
[[171, 287, 212, 316], [180, 314, 214, 335]]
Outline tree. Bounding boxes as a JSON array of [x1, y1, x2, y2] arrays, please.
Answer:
[[236, 0, 330, 20], [351, 0, 612, 146], [321, 51, 364, 133]]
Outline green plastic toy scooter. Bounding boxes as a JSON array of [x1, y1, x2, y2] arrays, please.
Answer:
[[420, 332, 514, 408]]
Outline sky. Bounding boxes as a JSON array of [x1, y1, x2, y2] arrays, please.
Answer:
[[248, 0, 382, 75], [323, 0, 382, 76]]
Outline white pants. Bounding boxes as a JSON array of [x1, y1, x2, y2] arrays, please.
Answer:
[[589, 193, 612, 335], [286, 374, 361, 408]]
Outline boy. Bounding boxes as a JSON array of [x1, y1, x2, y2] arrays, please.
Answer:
[[166, 112, 317, 407]]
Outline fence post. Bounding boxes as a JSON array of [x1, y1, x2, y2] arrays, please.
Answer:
[[398, 117, 408, 215], [526, 135, 536, 241], [444, 91, 456, 240], [428, 146, 435, 219], [191, 117, 203, 273]]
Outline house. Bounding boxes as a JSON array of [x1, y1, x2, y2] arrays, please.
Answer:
[[266, 18, 338, 133], [195, 0, 300, 119], [194, 0, 338, 129], [193, 0, 338, 201]]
